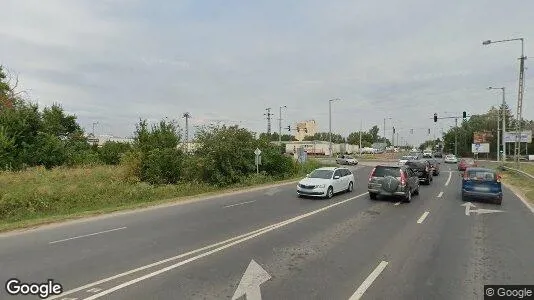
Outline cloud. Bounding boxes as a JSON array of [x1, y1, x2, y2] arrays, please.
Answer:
[[1, 0, 533, 146]]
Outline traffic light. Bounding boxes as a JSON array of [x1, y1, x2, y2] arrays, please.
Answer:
[[433, 113, 438, 122], [410, 129, 414, 134], [428, 128, 431, 134], [393, 127, 396, 134], [462, 111, 467, 118], [287, 125, 291, 131]]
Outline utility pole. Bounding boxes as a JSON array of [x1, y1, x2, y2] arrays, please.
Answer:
[[278, 105, 286, 145], [264, 108, 272, 135], [383, 118, 386, 143], [359, 119, 362, 155], [328, 98, 340, 156], [502, 88, 506, 162], [455, 117, 458, 157], [515, 41, 526, 167], [183, 112, 191, 152], [92, 121, 98, 136]]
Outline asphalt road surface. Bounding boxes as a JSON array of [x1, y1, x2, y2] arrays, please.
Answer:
[[1, 162, 533, 300]]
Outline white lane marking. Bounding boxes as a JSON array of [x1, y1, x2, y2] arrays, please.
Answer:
[[50, 193, 368, 300], [224, 200, 257, 208], [437, 192, 443, 198], [445, 171, 452, 186], [348, 261, 389, 300], [48, 227, 127, 244], [86, 288, 102, 293], [59, 298, 78, 300], [417, 211, 430, 224], [394, 202, 401, 206]]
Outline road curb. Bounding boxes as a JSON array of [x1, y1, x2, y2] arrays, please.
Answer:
[[502, 182, 534, 214]]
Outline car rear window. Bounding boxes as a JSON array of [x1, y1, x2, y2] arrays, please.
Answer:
[[467, 170, 495, 181], [372, 166, 401, 177]]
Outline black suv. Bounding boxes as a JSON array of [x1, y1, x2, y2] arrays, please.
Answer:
[[367, 165, 420, 202], [404, 160, 433, 185]]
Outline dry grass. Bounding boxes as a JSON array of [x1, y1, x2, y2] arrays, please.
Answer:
[[0, 164, 305, 232]]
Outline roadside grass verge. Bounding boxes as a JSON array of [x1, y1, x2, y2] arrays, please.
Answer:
[[0, 160, 324, 232], [479, 161, 534, 204]]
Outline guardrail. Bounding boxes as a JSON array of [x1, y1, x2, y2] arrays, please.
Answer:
[[501, 166, 534, 180]]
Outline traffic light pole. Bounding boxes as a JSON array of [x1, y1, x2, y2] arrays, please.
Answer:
[[433, 113, 468, 157]]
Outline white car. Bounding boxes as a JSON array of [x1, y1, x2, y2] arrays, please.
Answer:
[[398, 155, 414, 166], [297, 167, 355, 198], [444, 154, 458, 163]]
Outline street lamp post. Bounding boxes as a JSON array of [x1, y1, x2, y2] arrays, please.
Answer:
[[278, 105, 287, 145], [488, 87, 506, 162], [483, 37, 526, 167], [328, 98, 341, 156]]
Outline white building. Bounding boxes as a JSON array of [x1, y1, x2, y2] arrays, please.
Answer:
[[283, 141, 359, 156], [295, 120, 318, 141]]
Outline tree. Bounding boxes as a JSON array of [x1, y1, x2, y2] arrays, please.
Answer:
[[346, 131, 373, 147], [369, 125, 380, 142], [303, 132, 345, 143]]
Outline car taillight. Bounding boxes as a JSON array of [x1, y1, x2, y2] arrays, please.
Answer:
[[496, 174, 502, 182], [400, 171, 407, 185], [369, 167, 376, 182]]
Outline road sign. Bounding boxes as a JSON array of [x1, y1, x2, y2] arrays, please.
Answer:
[[254, 148, 262, 156], [471, 143, 489, 153], [503, 131, 532, 143], [254, 148, 262, 174]]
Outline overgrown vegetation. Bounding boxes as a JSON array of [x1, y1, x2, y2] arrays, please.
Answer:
[[0, 65, 327, 230]]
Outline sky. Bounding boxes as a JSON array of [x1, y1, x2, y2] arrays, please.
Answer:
[[1, 0, 533, 146]]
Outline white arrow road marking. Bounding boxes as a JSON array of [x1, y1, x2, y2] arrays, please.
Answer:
[[461, 202, 504, 216], [437, 192, 443, 198], [417, 211, 429, 224], [445, 171, 452, 186], [232, 260, 271, 300], [49, 227, 127, 244], [475, 208, 504, 215], [348, 261, 389, 300], [461, 202, 476, 215]]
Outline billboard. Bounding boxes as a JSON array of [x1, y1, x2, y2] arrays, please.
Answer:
[[472, 143, 490, 153], [473, 132, 493, 143], [503, 131, 532, 143]]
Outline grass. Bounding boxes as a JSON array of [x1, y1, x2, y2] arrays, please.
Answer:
[[0, 161, 322, 232]]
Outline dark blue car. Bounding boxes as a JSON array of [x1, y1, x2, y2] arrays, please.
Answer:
[[461, 167, 503, 205]]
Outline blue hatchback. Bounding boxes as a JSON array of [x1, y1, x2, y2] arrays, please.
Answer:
[[461, 167, 503, 205]]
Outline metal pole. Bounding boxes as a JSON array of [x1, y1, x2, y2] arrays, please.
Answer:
[[383, 118, 386, 143], [497, 108, 500, 162], [279, 106, 282, 145], [515, 39, 526, 167], [359, 120, 362, 155], [329, 101, 332, 156], [502, 88, 506, 162], [455, 117, 458, 157]]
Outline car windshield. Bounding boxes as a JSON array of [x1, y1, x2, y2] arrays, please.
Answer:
[[467, 170, 495, 181], [308, 170, 334, 179]]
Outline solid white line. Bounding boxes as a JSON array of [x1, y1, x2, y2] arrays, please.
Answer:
[[86, 288, 102, 293], [394, 202, 401, 206], [417, 211, 430, 224], [437, 192, 443, 198], [223, 200, 257, 208], [49, 193, 368, 300], [348, 261, 389, 300], [48, 227, 127, 244], [445, 171, 452, 186]]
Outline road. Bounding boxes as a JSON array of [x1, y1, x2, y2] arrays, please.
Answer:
[[1, 162, 533, 299]]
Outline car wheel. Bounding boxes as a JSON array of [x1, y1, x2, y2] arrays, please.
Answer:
[[347, 181, 354, 193], [494, 197, 502, 205], [413, 186, 420, 195], [369, 192, 377, 200], [326, 186, 334, 199], [403, 190, 411, 203], [297, 194, 303, 198]]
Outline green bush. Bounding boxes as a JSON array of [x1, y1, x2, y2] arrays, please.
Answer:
[[99, 141, 132, 165], [120, 150, 142, 182], [258, 145, 295, 178], [140, 148, 184, 184]]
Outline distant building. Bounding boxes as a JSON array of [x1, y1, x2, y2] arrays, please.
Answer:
[[86, 134, 134, 147], [295, 120, 317, 141]]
